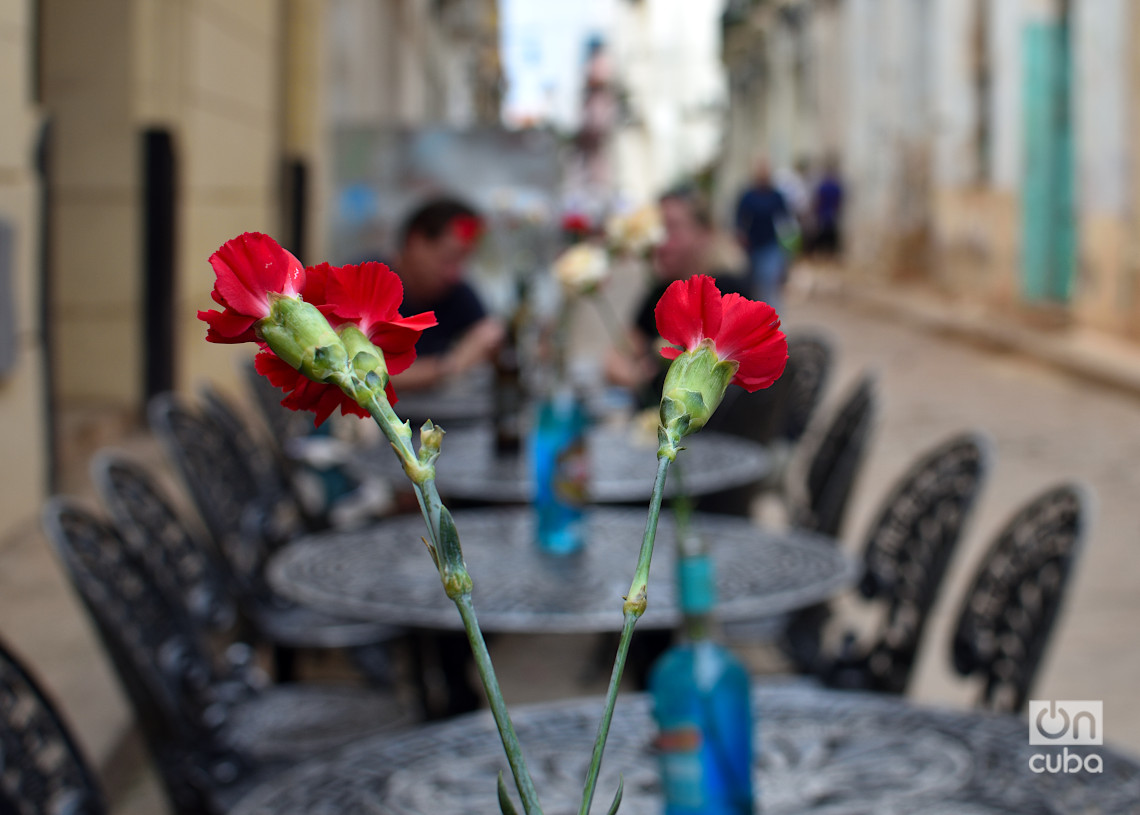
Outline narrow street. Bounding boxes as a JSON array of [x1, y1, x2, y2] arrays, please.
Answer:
[[783, 281, 1140, 753]]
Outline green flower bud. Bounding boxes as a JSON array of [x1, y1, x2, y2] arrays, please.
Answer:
[[337, 324, 390, 401], [659, 339, 738, 450], [419, 421, 445, 464], [258, 294, 349, 383]]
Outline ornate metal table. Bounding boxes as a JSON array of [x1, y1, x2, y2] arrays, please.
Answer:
[[356, 425, 771, 503], [393, 369, 495, 427], [267, 508, 857, 632], [229, 681, 1140, 814]]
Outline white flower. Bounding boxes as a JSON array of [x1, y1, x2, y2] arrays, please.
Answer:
[[554, 243, 610, 295], [605, 204, 664, 256]]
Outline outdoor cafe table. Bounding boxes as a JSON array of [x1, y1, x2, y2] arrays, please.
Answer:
[[266, 508, 857, 633], [229, 680, 1140, 814], [356, 425, 771, 504]]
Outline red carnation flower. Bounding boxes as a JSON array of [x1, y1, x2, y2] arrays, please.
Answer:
[[655, 275, 787, 392], [198, 232, 305, 343], [255, 261, 437, 426], [561, 212, 592, 237], [451, 215, 483, 246]]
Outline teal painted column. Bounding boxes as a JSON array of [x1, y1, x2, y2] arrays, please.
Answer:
[[1021, 15, 1075, 303]]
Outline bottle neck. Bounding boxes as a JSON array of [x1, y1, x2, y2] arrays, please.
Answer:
[[681, 611, 713, 642], [676, 550, 716, 642]]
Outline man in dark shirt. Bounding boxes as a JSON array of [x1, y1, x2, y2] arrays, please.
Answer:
[[811, 157, 845, 257], [389, 197, 504, 391], [605, 187, 747, 405], [735, 159, 790, 312]]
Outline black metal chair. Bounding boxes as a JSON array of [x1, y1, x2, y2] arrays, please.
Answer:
[[789, 371, 877, 538], [199, 383, 332, 533], [949, 483, 1088, 713], [780, 330, 834, 444], [0, 635, 106, 815], [815, 432, 992, 691], [92, 452, 237, 635], [241, 356, 312, 456], [42, 499, 412, 815], [147, 393, 399, 676]]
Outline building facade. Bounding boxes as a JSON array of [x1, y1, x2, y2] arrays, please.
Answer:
[[0, 0, 502, 545], [719, 0, 1140, 338]]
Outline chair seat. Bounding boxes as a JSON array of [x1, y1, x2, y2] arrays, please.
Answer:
[[222, 684, 413, 762], [249, 602, 403, 649]]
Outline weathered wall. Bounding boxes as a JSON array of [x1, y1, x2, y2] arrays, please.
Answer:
[[0, 0, 47, 537]]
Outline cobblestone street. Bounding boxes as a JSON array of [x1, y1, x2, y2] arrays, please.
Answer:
[[783, 281, 1140, 753]]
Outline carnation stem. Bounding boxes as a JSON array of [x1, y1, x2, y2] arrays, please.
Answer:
[[578, 454, 672, 815], [455, 593, 544, 813], [364, 391, 544, 815]]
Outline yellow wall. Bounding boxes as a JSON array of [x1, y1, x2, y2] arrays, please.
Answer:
[[167, 0, 285, 395], [41, 0, 141, 413], [38, 0, 308, 472], [0, 0, 47, 537]]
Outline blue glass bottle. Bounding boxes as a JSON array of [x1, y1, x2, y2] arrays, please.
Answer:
[[649, 539, 755, 814], [530, 387, 589, 554]]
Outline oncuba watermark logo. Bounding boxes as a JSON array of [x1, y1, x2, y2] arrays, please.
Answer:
[[1028, 700, 1103, 774]]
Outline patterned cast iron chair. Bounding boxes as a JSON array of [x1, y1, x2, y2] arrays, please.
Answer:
[[42, 499, 412, 815], [198, 383, 333, 533], [92, 453, 236, 635], [147, 393, 399, 676], [0, 636, 106, 815], [242, 356, 312, 457], [780, 330, 834, 444], [949, 483, 1089, 713], [695, 330, 833, 517], [789, 371, 877, 538], [816, 433, 992, 691]]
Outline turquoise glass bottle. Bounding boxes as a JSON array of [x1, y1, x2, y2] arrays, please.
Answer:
[[648, 538, 755, 814], [530, 386, 589, 554]]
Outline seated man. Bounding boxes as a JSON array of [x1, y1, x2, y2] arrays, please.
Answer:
[[390, 197, 504, 391], [605, 187, 749, 405]]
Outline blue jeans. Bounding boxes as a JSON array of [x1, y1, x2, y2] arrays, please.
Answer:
[[749, 244, 787, 313]]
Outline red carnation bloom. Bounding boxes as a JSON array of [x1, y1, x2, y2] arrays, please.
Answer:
[[655, 275, 787, 392], [451, 215, 483, 246], [254, 261, 437, 426], [198, 233, 305, 343], [561, 212, 592, 237]]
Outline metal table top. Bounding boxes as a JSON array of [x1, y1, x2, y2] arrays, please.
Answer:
[[356, 424, 771, 503], [268, 508, 858, 633], [230, 681, 1140, 814]]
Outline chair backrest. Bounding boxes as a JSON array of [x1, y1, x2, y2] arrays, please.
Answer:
[[41, 499, 250, 815], [847, 433, 991, 693], [782, 331, 833, 442], [795, 372, 876, 537], [0, 636, 106, 815], [148, 392, 288, 602], [950, 483, 1088, 713], [241, 356, 311, 450], [199, 384, 325, 533], [91, 453, 237, 633]]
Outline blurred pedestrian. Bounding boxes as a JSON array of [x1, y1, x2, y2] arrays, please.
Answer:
[[605, 186, 747, 404], [390, 197, 504, 391], [810, 156, 845, 258], [735, 159, 791, 312]]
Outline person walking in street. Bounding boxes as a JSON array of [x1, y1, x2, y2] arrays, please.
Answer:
[[735, 159, 791, 312], [810, 156, 845, 258]]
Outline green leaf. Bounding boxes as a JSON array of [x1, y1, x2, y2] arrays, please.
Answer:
[[436, 506, 465, 572], [497, 772, 520, 815], [606, 776, 624, 815]]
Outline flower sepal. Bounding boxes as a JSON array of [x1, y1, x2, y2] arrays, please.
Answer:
[[258, 294, 349, 382], [337, 323, 390, 398], [658, 339, 737, 453]]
